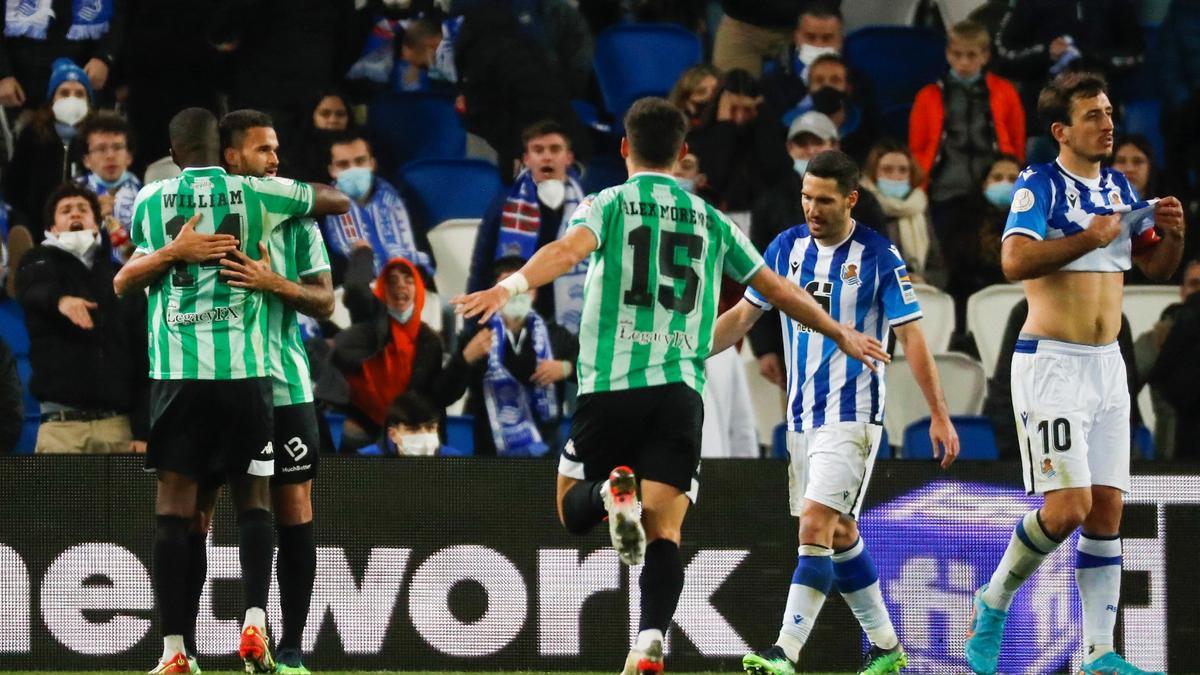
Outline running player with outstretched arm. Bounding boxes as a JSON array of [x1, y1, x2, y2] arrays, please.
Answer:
[[454, 97, 890, 675], [710, 150, 959, 675], [963, 72, 1184, 675], [113, 108, 349, 675]]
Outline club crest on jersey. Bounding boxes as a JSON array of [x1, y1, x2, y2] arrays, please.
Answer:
[[894, 267, 917, 304], [1041, 458, 1056, 479], [840, 262, 860, 287]]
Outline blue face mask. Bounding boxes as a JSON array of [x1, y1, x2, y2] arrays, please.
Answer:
[[876, 177, 912, 200], [948, 69, 983, 85], [984, 180, 1015, 208], [793, 158, 809, 177], [96, 171, 133, 191], [389, 305, 414, 324], [336, 167, 373, 201], [676, 177, 696, 194]]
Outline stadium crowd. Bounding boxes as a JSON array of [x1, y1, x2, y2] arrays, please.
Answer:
[[0, 0, 1196, 461]]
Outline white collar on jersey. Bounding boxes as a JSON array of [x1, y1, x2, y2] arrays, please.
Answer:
[[629, 171, 677, 181], [1054, 158, 1103, 188], [812, 219, 857, 250]]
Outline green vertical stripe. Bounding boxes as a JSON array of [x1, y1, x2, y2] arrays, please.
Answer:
[[209, 173, 234, 378], [146, 189, 171, 378], [176, 176, 200, 379], [242, 182, 265, 378], [591, 191, 623, 392], [659, 183, 695, 388], [625, 180, 659, 390]]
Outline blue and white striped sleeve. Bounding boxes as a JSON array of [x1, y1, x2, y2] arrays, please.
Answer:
[[744, 233, 783, 310], [1003, 168, 1053, 241]]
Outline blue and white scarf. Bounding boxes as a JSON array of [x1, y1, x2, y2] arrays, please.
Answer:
[[78, 171, 140, 263], [495, 167, 587, 332], [5, 0, 111, 41], [482, 311, 557, 457], [322, 177, 434, 277]]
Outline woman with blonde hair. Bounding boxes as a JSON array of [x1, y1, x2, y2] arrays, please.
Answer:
[[668, 64, 721, 126]]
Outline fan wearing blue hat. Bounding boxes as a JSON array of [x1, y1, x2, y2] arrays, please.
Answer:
[[2, 58, 96, 246]]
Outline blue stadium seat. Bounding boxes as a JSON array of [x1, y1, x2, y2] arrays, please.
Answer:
[[1133, 424, 1155, 460], [593, 23, 702, 118], [396, 159, 503, 227], [1120, 98, 1165, 165], [903, 415, 998, 460], [366, 91, 466, 177], [0, 300, 37, 453], [0, 298, 29, 357], [881, 103, 912, 144], [325, 411, 345, 453], [446, 414, 475, 456], [844, 26, 946, 111], [582, 153, 628, 194]]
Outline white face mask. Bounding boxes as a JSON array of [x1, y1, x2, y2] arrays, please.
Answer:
[[501, 292, 533, 322], [398, 431, 439, 456], [52, 96, 88, 126], [798, 43, 839, 68], [46, 228, 99, 261], [535, 178, 566, 209]]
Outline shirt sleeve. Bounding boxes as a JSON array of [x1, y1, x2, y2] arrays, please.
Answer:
[[876, 242, 924, 326], [743, 232, 783, 310], [294, 217, 332, 276], [719, 212, 765, 284], [130, 184, 157, 255], [1003, 168, 1053, 241], [566, 192, 605, 247], [248, 176, 316, 225]]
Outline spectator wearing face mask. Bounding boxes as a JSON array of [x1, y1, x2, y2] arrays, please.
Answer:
[[468, 120, 587, 333], [321, 130, 435, 285], [711, 0, 810, 77], [686, 68, 792, 213], [760, 2, 869, 114], [746, 110, 885, 390], [778, 53, 879, 164], [75, 112, 140, 264], [669, 151, 715, 203], [15, 183, 148, 454], [4, 58, 93, 239], [861, 140, 944, 287], [668, 64, 721, 128], [317, 252, 453, 451], [442, 255, 578, 457], [359, 391, 450, 456]]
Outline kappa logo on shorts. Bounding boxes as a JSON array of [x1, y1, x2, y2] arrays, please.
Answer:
[[261, 441, 273, 457], [284, 437, 308, 462], [1041, 458, 1057, 479]]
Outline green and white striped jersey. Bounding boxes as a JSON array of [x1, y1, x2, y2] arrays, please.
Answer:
[[131, 166, 314, 380], [569, 172, 764, 396], [267, 217, 330, 406]]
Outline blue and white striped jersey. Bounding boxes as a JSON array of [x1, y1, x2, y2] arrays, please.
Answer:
[[1002, 160, 1159, 272], [745, 222, 922, 431]]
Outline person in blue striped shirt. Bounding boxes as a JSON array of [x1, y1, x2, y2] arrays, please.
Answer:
[[711, 150, 960, 675]]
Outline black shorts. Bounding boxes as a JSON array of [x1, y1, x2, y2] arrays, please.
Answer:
[[561, 382, 704, 500], [147, 378, 274, 481], [272, 402, 320, 485]]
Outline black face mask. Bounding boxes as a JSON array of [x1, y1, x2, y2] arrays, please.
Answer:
[[811, 87, 848, 116]]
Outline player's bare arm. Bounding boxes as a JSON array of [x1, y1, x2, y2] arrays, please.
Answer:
[[113, 213, 237, 296], [1133, 196, 1186, 281], [1001, 212, 1120, 281], [893, 321, 959, 469], [748, 266, 890, 372], [219, 242, 335, 319], [710, 299, 765, 357], [309, 183, 352, 216], [453, 225, 599, 322]]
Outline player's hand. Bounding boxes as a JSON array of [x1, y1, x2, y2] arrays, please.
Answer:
[[219, 242, 280, 292], [58, 295, 97, 330], [128, 440, 147, 454], [531, 359, 570, 386], [0, 76, 25, 108], [929, 414, 960, 469], [758, 353, 786, 388], [1086, 213, 1121, 248], [835, 326, 890, 373], [167, 213, 239, 263], [451, 286, 511, 323], [83, 58, 109, 90], [351, 238, 373, 251], [462, 327, 494, 364], [1154, 196, 1185, 239]]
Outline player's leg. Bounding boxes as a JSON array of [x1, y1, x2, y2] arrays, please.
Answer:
[[624, 480, 689, 675], [153, 470, 200, 671], [182, 482, 220, 670], [557, 390, 640, 549], [272, 404, 321, 675]]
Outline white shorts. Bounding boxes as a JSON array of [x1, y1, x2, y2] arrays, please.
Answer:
[[786, 421, 883, 518], [1011, 337, 1130, 494]]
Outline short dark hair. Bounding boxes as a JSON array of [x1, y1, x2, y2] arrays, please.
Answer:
[[805, 150, 860, 196], [219, 109, 274, 151], [623, 97, 687, 168], [386, 392, 438, 428], [800, 0, 843, 22], [327, 129, 372, 163], [44, 182, 102, 231], [1037, 70, 1108, 129], [401, 17, 441, 48], [168, 107, 219, 158], [492, 254, 527, 280], [78, 112, 133, 153], [521, 119, 571, 150]]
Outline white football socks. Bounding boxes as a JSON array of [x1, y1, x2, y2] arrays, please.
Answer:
[[983, 509, 1061, 610]]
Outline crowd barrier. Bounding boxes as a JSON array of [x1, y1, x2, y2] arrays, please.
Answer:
[[1, 457, 1197, 673]]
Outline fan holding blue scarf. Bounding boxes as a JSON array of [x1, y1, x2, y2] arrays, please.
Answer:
[[443, 255, 578, 457]]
